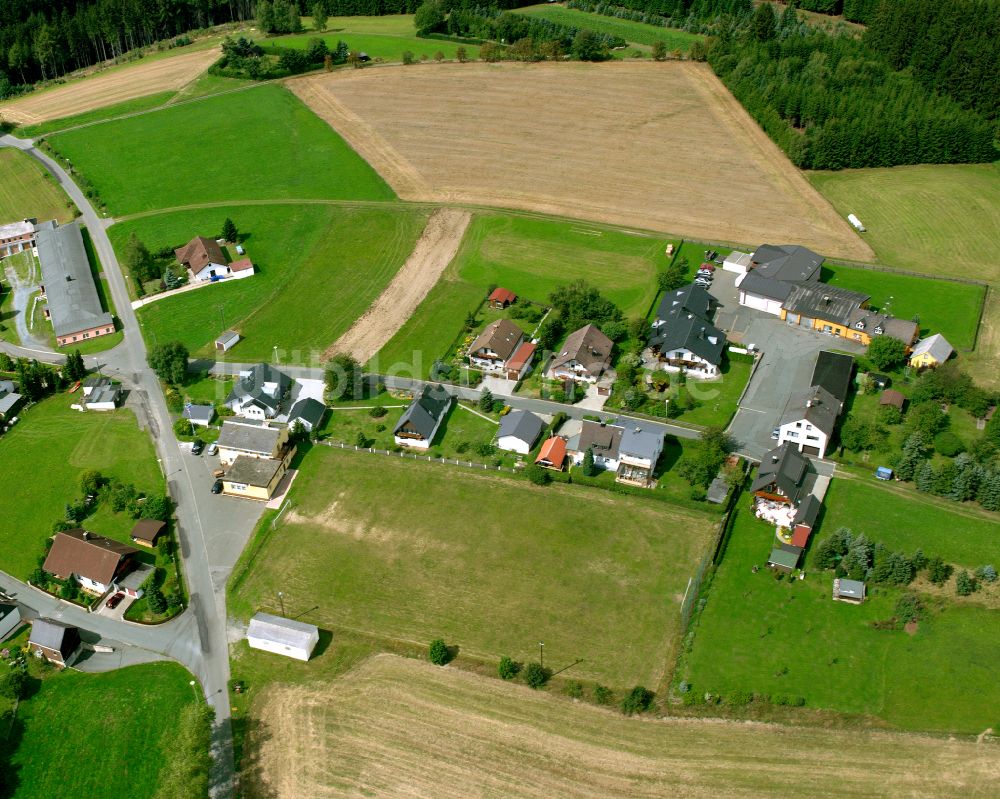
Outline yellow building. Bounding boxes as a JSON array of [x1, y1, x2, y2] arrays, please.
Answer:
[[779, 284, 918, 348], [909, 334, 954, 369], [223, 455, 288, 501]]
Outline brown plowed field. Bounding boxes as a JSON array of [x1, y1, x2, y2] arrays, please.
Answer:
[[0, 48, 218, 124], [247, 654, 999, 798], [290, 62, 872, 261]]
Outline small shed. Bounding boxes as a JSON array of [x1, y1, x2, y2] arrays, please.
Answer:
[[879, 389, 905, 411], [723, 251, 753, 274], [875, 466, 893, 481], [29, 619, 82, 668], [0, 603, 22, 642], [706, 475, 729, 504], [215, 330, 241, 352], [246, 612, 319, 661], [767, 546, 800, 573], [833, 578, 866, 604], [183, 403, 216, 427], [130, 519, 166, 548], [488, 287, 517, 309]]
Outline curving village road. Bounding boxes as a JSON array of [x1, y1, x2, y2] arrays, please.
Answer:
[[0, 134, 242, 797]]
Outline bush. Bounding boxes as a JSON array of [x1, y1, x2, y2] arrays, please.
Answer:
[[933, 431, 965, 457], [975, 564, 997, 583], [369, 405, 387, 418], [894, 593, 922, 624], [428, 638, 451, 665], [498, 656, 520, 680], [927, 556, 953, 585], [173, 418, 193, 437], [564, 680, 583, 699], [402, 50, 415, 65], [620, 686, 654, 715], [523, 662, 550, 689], [955, 570, 976, 596], [525, 464, 551, 485], [593, 684, 613, 704]]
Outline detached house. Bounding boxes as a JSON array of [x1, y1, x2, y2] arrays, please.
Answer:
[[496, 410, 543, 454], [777, 385, 839, 459], [647, 284, 726, 378], [909, 334, 954, 369], [568, 418, 664, 487], [175, 236, 253, 282], [393, 385, 452, 450], [550, 324, 613, 383], [42, 529, 138, 595], [751, 443, 812, 506], [217, 419, 292, 465], [468, 319, 525, 374], [225, 363, 292, 419]]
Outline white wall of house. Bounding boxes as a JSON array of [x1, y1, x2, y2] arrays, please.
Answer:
[[76, 574, 110, 594], [218, 447, 272, 465], [739, 291, 783, 316], [247, 634, 317, 662], [231, 268, 254, 280], [656, 348, 719, 378], [469, 353, 508, 373], [497, 435, 531, 454], [778, 420, 829, 459], [571, 450, 619, 470], [192, 261, 230, 281], [552, 362, 600, 383]]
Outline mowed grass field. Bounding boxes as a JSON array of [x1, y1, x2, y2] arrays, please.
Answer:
[[810, 164, 1000, 283], [0, 396, 162, 579], [682, 508, 1000, 733], [19, 91, 176, 137], [49, 84, 395, 215], [121, 203, 426, 359], [10, 662, 197, 797], [517, 4, 704, 50], [0, 149, 75, 223], [819, 477, 998, 569], [823, 264, 985, 350], [374, 213, 669, 374], [229, 447, 717, 687], [246, 654, 1000, 799]]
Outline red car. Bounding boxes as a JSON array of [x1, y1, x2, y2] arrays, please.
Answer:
[[105, 592, 125, 609], [699, 262, 716, 271]]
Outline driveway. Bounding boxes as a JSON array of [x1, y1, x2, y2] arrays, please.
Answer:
[[728, 316, 864, 461]]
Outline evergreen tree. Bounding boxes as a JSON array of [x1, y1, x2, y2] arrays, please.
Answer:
[[478, 388, 495, 413], [914, 461, 936, 493], [977, 470, 1000, 511], [221, 218, 238, 243], [312, 2, 328, 31], [750, 2, 776, 41], [582, 446, 598, 477]]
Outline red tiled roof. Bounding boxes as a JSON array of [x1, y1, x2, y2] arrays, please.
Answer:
[[536, 436, 566, 469], [229, 258, 254, 272], [489, 287, 517, 304], [791, 525, 811, 548], [507, 342, 536, 373], [174, 236, 226, 273]]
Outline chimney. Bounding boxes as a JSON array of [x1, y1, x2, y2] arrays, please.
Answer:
[[806, 400, 812, 408], [772, 455, 779, 464], [82, 531, 90, 540]]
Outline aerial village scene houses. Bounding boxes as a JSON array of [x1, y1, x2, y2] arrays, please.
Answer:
[[174, 235, 255, 283]]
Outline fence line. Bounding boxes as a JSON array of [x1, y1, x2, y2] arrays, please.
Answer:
[[321, 440, 518, 474]]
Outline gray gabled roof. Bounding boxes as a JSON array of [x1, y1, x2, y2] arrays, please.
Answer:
[[36, 222, 113, 337], [793, 494, 821, 527], [497, 410, 544, 446], [783, 283, 869, 326], [835, 578, 865, 600], [247, 612, 318, 651], [655, 283, 714, 323], [183, 403, 215, 424], [768, 547, 801, 569], [847, 308, 919, 345], [225, 363, 291, 408], [217, 420, 282, 455], [550, 324, 614, 375], [781, 385, 840, 437], [29, 619, 80, 657], [614, 417, 665, 461], [738, 270, 794, 302], [0, 392, 22, 415], [751, 244, 823, 283], [752, 443, 809, 501], [648, 312, 726, 365], [911, 333, 953, 363], [810, 351, 854, 407], [288, 397, 327, 429], [394, 385, 452, 440], [574, 420, 623, 460], [225, 455, 283, 487]]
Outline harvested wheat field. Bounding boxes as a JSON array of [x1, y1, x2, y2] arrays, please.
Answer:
[[326, 207, 471, 362], [0, 48, 218, 125], [247, 655, 999, 798], [291, 62, 872, 261]]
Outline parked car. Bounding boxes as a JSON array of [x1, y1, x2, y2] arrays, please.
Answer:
[[699, 262, 715, 271], [771, 427, 781, 440], [191, 439, 204, 455], [694, 278, 712, 288], [211, 479, 223, 494], [206, 442, 218, 456], [105, 592, 125, 609], [697, 269, 713, 278]]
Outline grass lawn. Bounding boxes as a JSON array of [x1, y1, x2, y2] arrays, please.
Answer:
[[374, 213, 670, 376], [9, 662, 198, 797], [228, 446, 717, 687], [182, 373, 235, 407], [819, 477, 999, 569], [0, 149, 76, 224], [633, 358, 752, 428], [809, 163, 1000, 284], [681, 507, 1000, 732], [48, 84, 395, 215], [517, 4, 704, 50], [0, 395, 162, 579], [20, 91, 176, 137], [823, 263, 984, 351], [118, 203, 427, 360], [168, 72, 255, 102], [275, 31, 481, 62]]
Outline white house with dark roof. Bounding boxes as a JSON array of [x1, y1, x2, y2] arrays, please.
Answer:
[[777, 385, 840, 459], [225, 363, 292, 420], [393, 386, 452, 449], [648, 283, 726, 378], [287, 397, 327, 432], [183, 403, 215, 427], [567, 418, 664, 488], [496, 410, 543, 454]]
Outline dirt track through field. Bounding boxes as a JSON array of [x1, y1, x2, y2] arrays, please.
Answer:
[[325, 208, 471, 362], [290, 62, 873, 261], [248, 654, 999, 798], [0, 48, 218, 124]]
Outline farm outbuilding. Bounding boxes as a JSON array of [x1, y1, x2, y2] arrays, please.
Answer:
[[246, 612, 320, 661], [215, 330, 241, 352], [833, 578, 866, 604], [0, 603, 22, 642], [723, 251, 752, 274]]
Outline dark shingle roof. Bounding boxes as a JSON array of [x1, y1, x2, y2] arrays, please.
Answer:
[[497, 410, 544, 446], [847, 309, 919, 345], [751, 244, 823, 283], [469, 319, 524, 361], [575, 420, 623, 460], [217, 420, 283, 455], [738, 270, 794, 302], [225, 363, 291, 410], [550, 324, 613, 375], [780, 385, 840, 437], [30, 619, 81, 659], [42, 529, 137, 586], [648, 313, 726, 366], [288, 397, 327, 429], [655, 283, 714, 322], [751, 443, 809, 501], [810, 351, 854, 407], [394, 386, 452, 440], [783, 284, 869, 326]]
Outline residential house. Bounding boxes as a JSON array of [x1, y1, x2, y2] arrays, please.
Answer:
[[0, 603, 21, 642], [496, 410, 544, 454], [215, 330, 241, 352], [568, 419, 623, 470], [42, 529, 138, 595], [225, 363, 292, 419], [654, 283, 716, 322], [833, 578, 866, 604], [777, 384, 840, 458], [751, 444, 812, 505], [0, 218, 38, 257], [535, 436, 567, 471], [393, 385, 452, 450], [468, 319, 524, 374], [246, 612, 319, 661], [36, 222, 115, 347], [223, 455, 288, 501], [648, 312, 726, 378], [287, 397, 327, 432], [845, 308, 919, 348], [183, 403, 215, 427], [909, 333, 954, 369], [29, 619, 82, 668], [880, 389, 906, 412], [129, 519, 166, 548], [722, 250, 752, 274], [615, 421, 666, 487], [550, 324, 614, 383], [488, 287, 517, 309], [504, 341, 536, 381], [175, 236, 228, 282], [216, 419, 292, 466]]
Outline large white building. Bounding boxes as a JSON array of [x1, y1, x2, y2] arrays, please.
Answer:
[[246, 612, 319, 661]]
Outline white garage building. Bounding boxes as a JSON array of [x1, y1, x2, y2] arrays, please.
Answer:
[[246, 612, 320, 661]]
